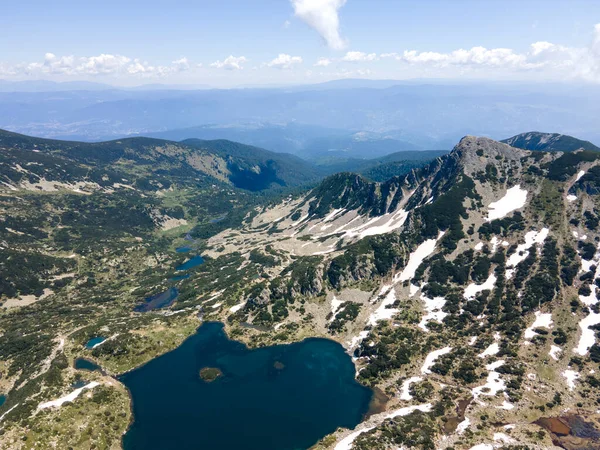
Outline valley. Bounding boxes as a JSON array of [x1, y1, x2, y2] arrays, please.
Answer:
[[1, 130, 600, 449]]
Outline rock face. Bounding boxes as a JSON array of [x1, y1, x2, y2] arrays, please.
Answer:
[[215, 135, 600, 449]]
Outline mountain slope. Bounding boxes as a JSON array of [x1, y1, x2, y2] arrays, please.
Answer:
[[502, 131, 600, 152], [196, 135, 600, 449], [3, 133, 600, 449], [0, 129, 321, 192], [181, 138, 320, 190]]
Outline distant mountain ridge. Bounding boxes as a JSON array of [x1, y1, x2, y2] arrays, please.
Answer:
[[502, 131, 600, 152], [0, 129, 321, 192]]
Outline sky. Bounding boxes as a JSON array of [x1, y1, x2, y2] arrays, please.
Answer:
[[1, 0, 600, 87]]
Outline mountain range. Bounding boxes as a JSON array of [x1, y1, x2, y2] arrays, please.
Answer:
[[2, 129, 600, 449], [2, 81, 600, 156]]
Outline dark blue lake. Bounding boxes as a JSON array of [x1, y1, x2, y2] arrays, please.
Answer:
[[85, 337, 106, 349], [74, 357, 102, 372], [135, 288, 179, 312], [0, 395, 6, 407], [175, 255, 205, 271], [120, 322, 372, 450]]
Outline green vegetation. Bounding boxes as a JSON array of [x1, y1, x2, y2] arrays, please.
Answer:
[[199, 367, 223, 382]]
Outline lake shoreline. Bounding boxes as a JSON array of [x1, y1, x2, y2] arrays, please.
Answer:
[[119, 321, 373, 450]]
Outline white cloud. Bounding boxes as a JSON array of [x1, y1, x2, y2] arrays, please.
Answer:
[[380, 23, 600, 82], [210, 55, 248, 70], [291, 0, 347, 50], [266, 54, 303, 69], [314, 57, 332, 67], [11, 53, 178, 78], [342, 51, 377, 62], [172, 57, 190, 71]]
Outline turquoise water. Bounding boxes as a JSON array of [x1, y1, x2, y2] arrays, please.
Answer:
[[0, 395, 6, 407], [121, 322, 372, 450], [175, 255, 204, 271], [85, 337, 106, 349], [74, 358, 101, 372]]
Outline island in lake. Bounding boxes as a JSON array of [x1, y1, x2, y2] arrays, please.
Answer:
[[199, 367, 222, 382]]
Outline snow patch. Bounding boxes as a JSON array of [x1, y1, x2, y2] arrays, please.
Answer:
[[464, 273, 497, 300], [418, 294, 447, 331], [486, 185, 528, 221], [457, 417, 471, 434], [229, 301, 246, 313], [478, 343, 499, 358], [472, 360, 506, 400], [574, 311, 600, 356], [524, 311, 553, 339], [549, 345, 562, 360], [368, 288, 398, 326], [563, 369, 580, 390], [330, 296, 344, 319], [334, 404, 432, 450], [400, 376, 423, 401], [347, 331, 370, 350], [505, 228, 550, 279], [421, 347, 452, 374], [395, 232, 445, 283], [38, 382, 101, 410]]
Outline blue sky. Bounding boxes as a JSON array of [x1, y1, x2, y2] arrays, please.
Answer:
[[1, 0, 599, 86]]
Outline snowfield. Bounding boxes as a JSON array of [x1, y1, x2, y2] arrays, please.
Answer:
[[395, 231, 445, 283], [486, 185, 528, 221], [38, 382, 101, 410]]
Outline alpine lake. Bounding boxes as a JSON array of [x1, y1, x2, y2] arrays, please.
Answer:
[[119, 322, 373, 450]]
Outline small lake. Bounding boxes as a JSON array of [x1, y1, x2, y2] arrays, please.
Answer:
[[120, 322, 372, 450], [175, 255, 205, 271], [85, 337, 106, 349], [175, 246, 192, 253], [0, 395, 6, 407], [135, 288, 179, 312], [74, 358, 102, 372]]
